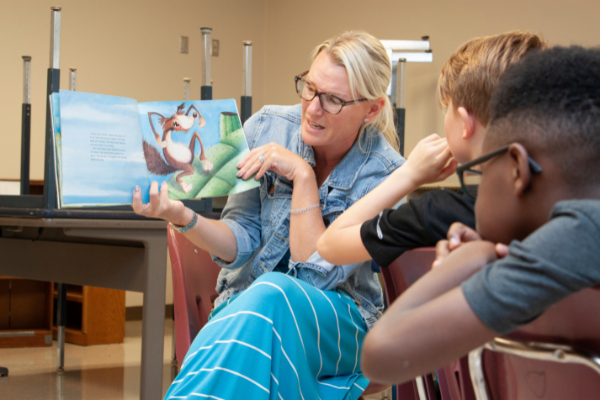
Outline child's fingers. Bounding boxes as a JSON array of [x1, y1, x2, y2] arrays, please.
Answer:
[[438, 158, 458, 181], [447, 222, 481, 249], [418, 133, 441, 144], [495, 243, 509, 258], [433, 239, 450, 268]]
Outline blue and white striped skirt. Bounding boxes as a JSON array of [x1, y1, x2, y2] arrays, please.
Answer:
[[165, 272, 370, 400]]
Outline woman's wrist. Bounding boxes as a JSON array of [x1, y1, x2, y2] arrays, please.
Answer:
[[171, 205, 194, 227], [171, 208, 198, 233], [292, 165, 317, 185]]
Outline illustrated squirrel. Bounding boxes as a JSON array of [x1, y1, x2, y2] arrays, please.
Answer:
[[143, 103, 213, 193]]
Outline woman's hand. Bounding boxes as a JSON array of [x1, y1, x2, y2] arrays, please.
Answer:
[[132, 181, 190, 226], [236, 142, 313, 182], [402, 134, 458, 187], [433, 222, 509, 268]]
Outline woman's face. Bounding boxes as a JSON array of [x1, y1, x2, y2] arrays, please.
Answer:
[[301, 52, 373, 154]]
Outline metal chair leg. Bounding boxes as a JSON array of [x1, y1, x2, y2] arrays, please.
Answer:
[[56, 283, 67, 373], [171, 317, 179, 381]]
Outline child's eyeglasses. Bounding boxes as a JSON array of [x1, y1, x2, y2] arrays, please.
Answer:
[[456, 144, 543, 201]]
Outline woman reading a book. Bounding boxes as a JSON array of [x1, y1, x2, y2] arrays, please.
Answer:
[[133, 31, 405, 399]]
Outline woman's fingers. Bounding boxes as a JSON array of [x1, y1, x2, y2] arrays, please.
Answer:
[[132, 185, 145, 215], [237, 145, 269, 179], [237, 146, 261, 168], [159, 182, 171, 215]]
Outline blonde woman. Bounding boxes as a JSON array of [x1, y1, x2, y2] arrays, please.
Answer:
[[134, 31, 439, 399]]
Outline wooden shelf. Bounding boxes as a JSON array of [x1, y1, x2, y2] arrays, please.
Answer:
[[53, 290, 84, 303]]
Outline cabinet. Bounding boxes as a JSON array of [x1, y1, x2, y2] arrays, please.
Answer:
[[52, 284, 126, 345]]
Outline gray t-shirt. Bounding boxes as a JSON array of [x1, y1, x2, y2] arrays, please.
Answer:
[[462, 200, 600, 334]]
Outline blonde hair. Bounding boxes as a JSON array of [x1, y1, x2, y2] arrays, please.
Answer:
[[312, 31, 400, 152], [438, 30, 546, 126]]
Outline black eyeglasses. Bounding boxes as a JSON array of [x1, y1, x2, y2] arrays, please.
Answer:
[[294, 71, 367, 115], [456, 144, 543, 200]]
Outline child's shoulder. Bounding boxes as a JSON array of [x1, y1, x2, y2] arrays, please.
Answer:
[[550, 199, 600, 226]]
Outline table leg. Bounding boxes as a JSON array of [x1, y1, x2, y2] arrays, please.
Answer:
[[140, 235, 168, 400]]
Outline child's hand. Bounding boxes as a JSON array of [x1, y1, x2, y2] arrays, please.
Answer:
[[433, 222, 508, 268], [402, 134, 458, 187]]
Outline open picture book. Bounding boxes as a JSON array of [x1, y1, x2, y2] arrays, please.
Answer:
[[50, 90, 259, 208]]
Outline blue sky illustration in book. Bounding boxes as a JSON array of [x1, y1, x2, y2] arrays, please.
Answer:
[[138, 100, 258, 199], [59, 91, 150, 205]]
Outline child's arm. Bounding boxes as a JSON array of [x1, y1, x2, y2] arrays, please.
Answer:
[[317, 134, 457, 265], [361, 241, 498, 384]]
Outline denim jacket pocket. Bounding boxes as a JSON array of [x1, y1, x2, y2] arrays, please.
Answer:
[[321, 197, 347, 227]]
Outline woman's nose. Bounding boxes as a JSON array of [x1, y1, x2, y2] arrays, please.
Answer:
[[306, 95, 323, 115]]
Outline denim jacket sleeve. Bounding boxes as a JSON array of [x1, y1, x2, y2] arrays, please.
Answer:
[[210, 109, 264, 270]]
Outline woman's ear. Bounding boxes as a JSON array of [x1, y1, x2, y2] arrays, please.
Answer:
[[508, 143, 532, 197], [365, 97, 386, 120], [457, 107, 476, 140]]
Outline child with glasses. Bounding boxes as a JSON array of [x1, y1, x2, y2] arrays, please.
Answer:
[[361, 45, 600, 384], [317, 31, 545, 268]]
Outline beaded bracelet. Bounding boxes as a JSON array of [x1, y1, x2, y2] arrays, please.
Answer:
[[290, 203, 321, 214], [170, 208, 198, 233]]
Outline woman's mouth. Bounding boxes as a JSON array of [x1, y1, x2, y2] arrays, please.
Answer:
[[308, 120, 325, 130]]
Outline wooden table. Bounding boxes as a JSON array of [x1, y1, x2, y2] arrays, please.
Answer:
[[0, 216, 169, 400]]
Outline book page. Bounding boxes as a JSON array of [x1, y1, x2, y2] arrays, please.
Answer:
[[59, 90, 150, 207], [138, 99, 259, 200]]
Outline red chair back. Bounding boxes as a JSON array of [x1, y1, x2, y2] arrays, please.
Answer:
[[167, 226, 221, 366], [476, 287, 600, 400], [382, 249, 475, 400]]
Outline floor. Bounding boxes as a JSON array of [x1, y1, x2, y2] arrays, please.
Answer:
[[0, 320, 175, 400], [0, 319, 387, 400]]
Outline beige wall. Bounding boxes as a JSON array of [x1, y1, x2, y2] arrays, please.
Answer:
[[3, 0, 600, 306], [1, 0, 268, 180], [263, 0, 600, 184]]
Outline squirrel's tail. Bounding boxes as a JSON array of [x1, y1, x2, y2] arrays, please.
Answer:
[[143, 141, 178, 175]]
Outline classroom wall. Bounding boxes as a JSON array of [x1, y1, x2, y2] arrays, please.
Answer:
[[3, 0, 600, 307]]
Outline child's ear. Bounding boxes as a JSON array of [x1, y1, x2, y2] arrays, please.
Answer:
[[457, 107, 477, 140], [508, 143, 532, 197]]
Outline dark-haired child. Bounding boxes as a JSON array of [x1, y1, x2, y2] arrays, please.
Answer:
[[318, 31, 545, 268], [361, 45, 600, 384]]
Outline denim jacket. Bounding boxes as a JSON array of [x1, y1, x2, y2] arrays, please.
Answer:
[[211, 104, 405, 328]]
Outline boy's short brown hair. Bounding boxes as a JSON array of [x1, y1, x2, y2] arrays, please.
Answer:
[[438, 31, 546, 126]]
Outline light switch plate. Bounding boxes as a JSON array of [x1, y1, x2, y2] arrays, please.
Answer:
[[180, 36, 189, 54], [212, 39, 219, 57]]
